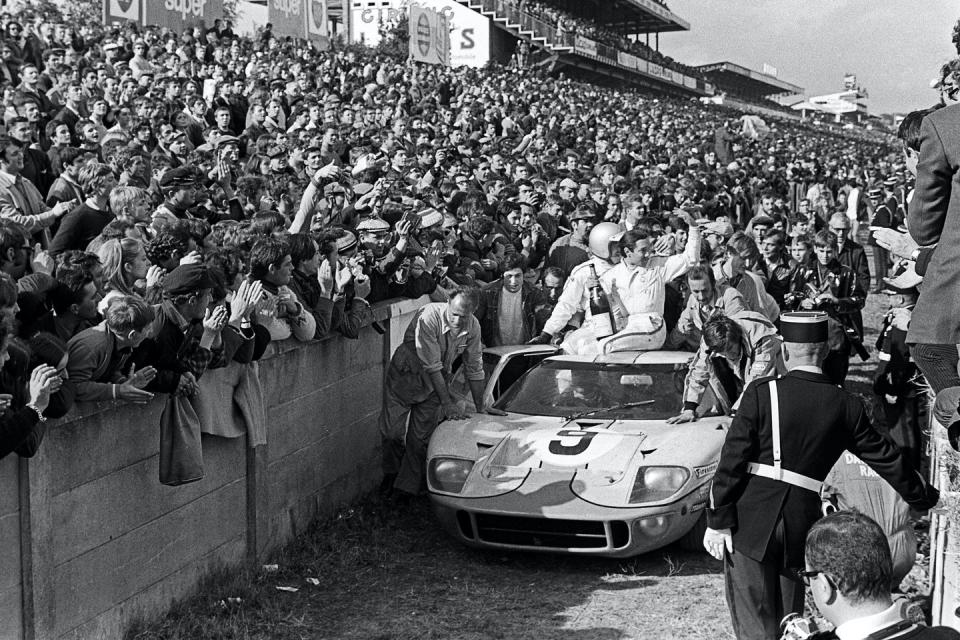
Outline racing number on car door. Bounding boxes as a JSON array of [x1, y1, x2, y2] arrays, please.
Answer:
[[548, 430, 597, 456]]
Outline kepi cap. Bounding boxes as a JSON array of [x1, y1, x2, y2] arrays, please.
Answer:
[[779, 311, 828, 343]]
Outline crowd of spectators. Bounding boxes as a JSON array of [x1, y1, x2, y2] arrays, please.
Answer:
[[0, 6, 916, 493]]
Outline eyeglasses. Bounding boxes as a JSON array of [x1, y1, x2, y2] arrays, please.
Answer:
[[798, 569, 828, 587], [829, 227, 849, 233]]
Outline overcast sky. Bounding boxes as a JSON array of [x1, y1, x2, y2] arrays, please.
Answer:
[[657, 0, 958, 115]]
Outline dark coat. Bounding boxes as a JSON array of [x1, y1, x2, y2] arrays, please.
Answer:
[[474, 280, 545, 347], [707, 369, 938, 566], [907, 103, 960, 343], [836, 239, 870, 297]]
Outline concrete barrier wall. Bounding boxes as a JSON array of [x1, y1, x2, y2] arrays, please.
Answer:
[[0, 455, 23, 640], [3, 296, 431, 640]]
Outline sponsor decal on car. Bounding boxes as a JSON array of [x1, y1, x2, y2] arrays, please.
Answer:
[[693, 461, 718, 478]]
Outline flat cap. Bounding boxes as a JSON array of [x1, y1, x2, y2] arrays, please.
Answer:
[[356, 217, 391, 232], [569, 207, 595, 222], [702, 220, 734, 238], [163, 264, 216, 296], [159, 166, 200, 189], [419, 207, 443, 228]]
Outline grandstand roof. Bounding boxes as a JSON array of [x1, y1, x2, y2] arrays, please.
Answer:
[[696, 61, 803, 96], [596, 0, 690, 34]]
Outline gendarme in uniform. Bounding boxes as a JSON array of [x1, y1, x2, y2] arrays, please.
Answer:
[[705, 311, 939, 640]]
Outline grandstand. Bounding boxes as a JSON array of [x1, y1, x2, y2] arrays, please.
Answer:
[[453, 0, 712, 97], [696, 61, 804, 120]]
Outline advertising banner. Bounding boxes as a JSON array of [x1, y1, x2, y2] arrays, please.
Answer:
[[409, 4, 450, 66], [574, 35, 597, 56], [146, 0, 225, 30], [268, 0, 304, 39], [661, 68, 673, 83], [350, 0, 488, 66], [617, 51, 630, 68], [103, 0, 142, 24], [684, 75, 697, 88], [306, 0, 329, 42], [648, 63, 662, 77]]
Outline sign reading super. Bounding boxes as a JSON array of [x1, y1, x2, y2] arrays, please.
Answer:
[[104, 0, 224, 28]]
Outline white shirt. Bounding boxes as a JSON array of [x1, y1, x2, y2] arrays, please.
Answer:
[[497, 287, 524, 346], [835, 603, 907, 640]]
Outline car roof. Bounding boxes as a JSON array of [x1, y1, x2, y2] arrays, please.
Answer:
[[546, 350, 695, 366]]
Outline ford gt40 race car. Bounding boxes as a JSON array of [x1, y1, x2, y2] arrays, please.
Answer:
[[427, 346, 732, 557]]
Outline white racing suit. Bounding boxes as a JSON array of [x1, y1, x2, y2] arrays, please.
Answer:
[[600, 230, 701, 353], [541, 256, 616, 355]]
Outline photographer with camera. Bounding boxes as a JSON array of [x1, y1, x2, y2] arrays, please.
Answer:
[[783, 230, 867, 387], [795, 511, 960, 640]]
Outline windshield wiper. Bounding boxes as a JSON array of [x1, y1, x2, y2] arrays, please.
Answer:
[[564, 401, 655, 421]]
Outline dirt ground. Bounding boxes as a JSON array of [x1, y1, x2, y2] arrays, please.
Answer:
[[129, 288, 928, 640]]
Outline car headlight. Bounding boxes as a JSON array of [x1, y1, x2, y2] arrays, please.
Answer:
[[428, 458, 475, 494], [628, 466, 690, 503]]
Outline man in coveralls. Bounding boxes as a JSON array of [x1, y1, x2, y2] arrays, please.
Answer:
[[379, 288, 504, 497], [702, 311, 939, 640]]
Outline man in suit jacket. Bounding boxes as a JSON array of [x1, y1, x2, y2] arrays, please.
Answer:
[[907, 103, 960, 394], [703, 312, 939, 640]]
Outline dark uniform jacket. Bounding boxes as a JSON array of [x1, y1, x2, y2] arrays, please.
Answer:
[[707, 369, 938, 566]]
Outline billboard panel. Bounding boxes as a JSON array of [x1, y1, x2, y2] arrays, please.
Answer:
[[268, 0, 305, 39], [146, 0, 224, 30], [574, 35, 597, 56], [351, 0, 488, 67], [409, 4, 449, 66], [104, 0, 142, 24], [307, 0, 329, 41]]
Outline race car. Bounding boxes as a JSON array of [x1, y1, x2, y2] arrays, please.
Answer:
[[426, 345, 733, 557]]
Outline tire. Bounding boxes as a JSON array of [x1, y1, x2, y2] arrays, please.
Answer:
[[677, 511, 707, 551]]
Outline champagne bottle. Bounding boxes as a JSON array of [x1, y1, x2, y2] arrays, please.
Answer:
[[587, 265, 615, 339]]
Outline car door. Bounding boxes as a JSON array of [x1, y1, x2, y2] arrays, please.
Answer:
[[448, 346, 558, 411]]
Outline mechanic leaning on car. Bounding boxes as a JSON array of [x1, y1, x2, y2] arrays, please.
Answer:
[[379, 288, 505, 499], [701, 311, 939, 640], [668, 309, 784, 423]]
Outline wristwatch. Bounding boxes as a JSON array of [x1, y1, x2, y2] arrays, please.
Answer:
[[26, 403, 46, 422]]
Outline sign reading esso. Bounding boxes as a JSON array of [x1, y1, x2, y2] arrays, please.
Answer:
[[164, 0, 208, 19]]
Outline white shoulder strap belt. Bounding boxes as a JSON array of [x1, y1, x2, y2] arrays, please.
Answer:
[[745, 380, 823, 494]]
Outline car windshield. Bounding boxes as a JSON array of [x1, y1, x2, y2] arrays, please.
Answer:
[[494, 360, 716, 421]]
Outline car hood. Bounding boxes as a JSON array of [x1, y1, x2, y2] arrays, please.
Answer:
[[428, 413, 728, 502]]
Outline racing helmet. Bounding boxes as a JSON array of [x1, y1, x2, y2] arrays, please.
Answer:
[[588, 222, 622, 260]]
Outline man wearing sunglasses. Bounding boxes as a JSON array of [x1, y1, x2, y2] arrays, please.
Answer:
[[703, 312, 938, 640], [803, 511, 959, 640]]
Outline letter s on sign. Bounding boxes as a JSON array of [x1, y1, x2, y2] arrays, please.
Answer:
[[460, 28, 474, 49]]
